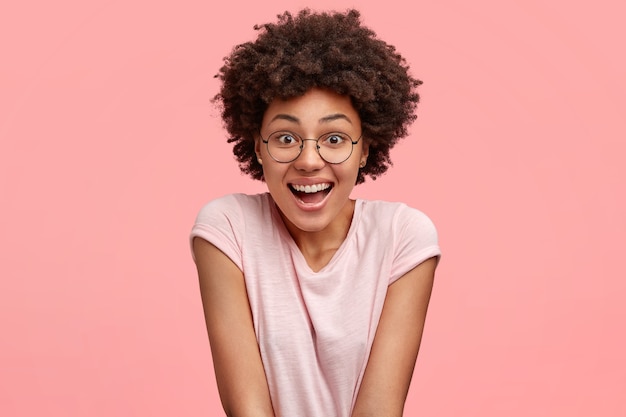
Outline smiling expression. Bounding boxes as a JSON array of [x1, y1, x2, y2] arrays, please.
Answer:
[[255, 88, 369, 236]]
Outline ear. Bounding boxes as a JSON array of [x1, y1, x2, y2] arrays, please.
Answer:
[[254, 136, 263, 164], [360, 139, 370, 166], [254, 135, 261, 155]]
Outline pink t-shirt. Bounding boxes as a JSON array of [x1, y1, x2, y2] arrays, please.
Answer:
[[190, 193, 440, 417]]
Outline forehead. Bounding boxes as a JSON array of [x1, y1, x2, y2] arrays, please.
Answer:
[[262, 88, 360, 129]]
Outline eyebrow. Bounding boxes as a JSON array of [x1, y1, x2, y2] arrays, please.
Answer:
[[269, 113, 353, 125]]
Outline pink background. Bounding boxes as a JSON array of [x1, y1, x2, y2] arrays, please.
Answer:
[[1, 0, 624, 415]]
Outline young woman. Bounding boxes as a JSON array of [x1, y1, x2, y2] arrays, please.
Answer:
[[191, 9, 441, 417]]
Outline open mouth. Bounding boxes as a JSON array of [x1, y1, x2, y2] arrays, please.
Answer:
[[289, 183, 333, 204]]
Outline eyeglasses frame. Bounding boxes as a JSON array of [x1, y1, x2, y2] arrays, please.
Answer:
[[259, 130, 363, 164]]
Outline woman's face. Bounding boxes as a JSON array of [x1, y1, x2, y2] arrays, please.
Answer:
[[255, 88, 369, 234]]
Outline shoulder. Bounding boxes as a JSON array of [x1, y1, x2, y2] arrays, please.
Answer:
[[358, 199, 440, 269], [357, 199, 440, 284], [190, 193, 272, 266], [359, 199, 438, 239], [191, 192, 271, 241], [195, 193, 270, 224]]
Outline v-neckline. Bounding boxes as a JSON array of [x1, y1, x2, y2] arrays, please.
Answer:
[[268, 194, 363, 275]]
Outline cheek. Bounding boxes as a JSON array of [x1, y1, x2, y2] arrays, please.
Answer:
[[336, 165, 360, 187], [262, 163, 286, 184]]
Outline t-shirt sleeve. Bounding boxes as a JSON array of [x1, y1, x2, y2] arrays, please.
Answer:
[[389, 204, 441, 284], [189, 194, 244, 271]]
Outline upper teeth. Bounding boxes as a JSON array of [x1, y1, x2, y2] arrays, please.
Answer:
[[291, 183, 331, 193]]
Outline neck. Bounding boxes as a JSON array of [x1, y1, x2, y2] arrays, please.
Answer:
[[280, 199, 355, 267]]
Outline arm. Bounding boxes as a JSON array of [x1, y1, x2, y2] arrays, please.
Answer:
[[193, 237, 275, 417], [351, 256, 438, 417]]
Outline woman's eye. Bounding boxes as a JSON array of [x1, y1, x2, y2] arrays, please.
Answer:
[[324, 134, 346, 145], [277, 134, 297, 144]]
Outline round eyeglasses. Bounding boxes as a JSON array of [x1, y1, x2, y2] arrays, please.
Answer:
[[260, 131, 362, 164]]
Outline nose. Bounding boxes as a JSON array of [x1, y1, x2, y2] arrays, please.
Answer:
[[294, 139, 325, 171]]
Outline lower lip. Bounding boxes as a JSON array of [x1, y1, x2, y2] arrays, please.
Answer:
[[290, 187, 333, 212]]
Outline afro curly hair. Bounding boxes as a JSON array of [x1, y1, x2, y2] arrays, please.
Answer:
[[214, 8, 422, 184]]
